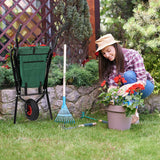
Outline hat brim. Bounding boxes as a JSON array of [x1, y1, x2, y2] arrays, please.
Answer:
[[96, 40, 120, 52]]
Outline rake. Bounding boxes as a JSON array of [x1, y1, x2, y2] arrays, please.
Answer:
[[81, 112, 108, 124], [55, 44, 75, 124]]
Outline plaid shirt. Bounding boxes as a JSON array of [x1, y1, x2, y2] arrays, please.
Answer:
[[107, 48, 154, 86]]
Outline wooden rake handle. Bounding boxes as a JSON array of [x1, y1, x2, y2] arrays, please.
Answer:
[[63, 44, 67, 97]]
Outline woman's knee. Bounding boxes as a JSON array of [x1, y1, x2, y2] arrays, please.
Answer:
[[141, 80, 154, 99]]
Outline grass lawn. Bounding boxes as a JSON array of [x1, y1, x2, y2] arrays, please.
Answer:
[[0, 112, 160, 160]]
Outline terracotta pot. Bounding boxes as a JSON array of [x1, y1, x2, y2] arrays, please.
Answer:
[[106, 105, 132, 131]]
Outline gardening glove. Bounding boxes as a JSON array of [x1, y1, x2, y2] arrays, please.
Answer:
[[118, 81, 145, 97], [117, 84, 133, 97]]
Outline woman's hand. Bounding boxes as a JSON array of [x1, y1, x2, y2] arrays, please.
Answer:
[[117, 81, 145, 97], [117, 84, 133, 97]]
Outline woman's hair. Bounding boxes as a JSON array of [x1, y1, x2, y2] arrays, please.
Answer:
[[99, 43, 124, 82]]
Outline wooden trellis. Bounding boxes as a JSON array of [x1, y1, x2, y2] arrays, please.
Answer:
[[0, 0, 100, 63]]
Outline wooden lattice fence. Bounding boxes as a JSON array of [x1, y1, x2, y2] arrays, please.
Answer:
[[0, 0, 95, 64]]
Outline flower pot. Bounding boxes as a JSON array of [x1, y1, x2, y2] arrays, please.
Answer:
[[106, 105, 132, 131]]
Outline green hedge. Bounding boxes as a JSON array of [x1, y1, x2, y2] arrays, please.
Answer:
[[0, 56, 99, 89], [48, 56, 99, 87]]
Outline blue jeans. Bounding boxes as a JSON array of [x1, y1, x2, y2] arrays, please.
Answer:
[[123, 70, 154, 99]]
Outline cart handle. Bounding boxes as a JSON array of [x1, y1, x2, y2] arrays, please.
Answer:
[[15, 24, 22, 48]]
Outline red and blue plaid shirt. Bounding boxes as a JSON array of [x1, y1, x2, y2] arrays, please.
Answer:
[[107, 48, 154, 86]]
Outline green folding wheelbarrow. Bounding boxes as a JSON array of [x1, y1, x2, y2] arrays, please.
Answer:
[[10, 24, 63, 124]]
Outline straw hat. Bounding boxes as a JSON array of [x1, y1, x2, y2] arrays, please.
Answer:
[[95, 34, 120, 52]]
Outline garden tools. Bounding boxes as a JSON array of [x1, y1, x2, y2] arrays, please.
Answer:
[[55, 44, 75, 124], [63, 122, 97, 130], [81, 112, 108, 124]]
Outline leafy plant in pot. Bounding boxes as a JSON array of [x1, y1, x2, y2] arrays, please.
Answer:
[[98, 75, 145, 130]]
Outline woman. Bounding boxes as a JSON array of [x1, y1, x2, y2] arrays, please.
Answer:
[[96, 34, 154, 124], [96, 34, 154, 99]]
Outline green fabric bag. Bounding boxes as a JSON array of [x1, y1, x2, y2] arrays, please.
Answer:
[[18, 46, 50, 88]]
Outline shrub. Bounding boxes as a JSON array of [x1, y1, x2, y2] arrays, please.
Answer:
[[66, 60, 99, 87], [48, 68, 63, 86], [0, 62, 14, 89], [48, 57, 99, 87], [143, 54, 160, 82], [53, 0, 92, 64], [66, 64, 92, 87], [143, 53, 160, 94], [0, 66, 5, 86], [84, 59, 99, 82], [55, 0, 92, 43], [123, 2, 160, 55], [100, 0, 141, 41], [47, 56, 99, 87], [48, 56, 63, 86]]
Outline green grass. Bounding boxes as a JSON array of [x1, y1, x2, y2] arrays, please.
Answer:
[[0, 113, 160, 160]]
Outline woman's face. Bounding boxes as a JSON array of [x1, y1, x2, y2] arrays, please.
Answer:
[[101, 45, 116, 61]]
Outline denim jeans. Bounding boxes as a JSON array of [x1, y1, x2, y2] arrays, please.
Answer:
[[123, 70, 154, 99]]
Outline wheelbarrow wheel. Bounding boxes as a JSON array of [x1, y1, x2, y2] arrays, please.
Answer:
[[25, 99, 39, 121]]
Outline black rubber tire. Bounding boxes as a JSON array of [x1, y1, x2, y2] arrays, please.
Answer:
[[25, 99, 39, 121]]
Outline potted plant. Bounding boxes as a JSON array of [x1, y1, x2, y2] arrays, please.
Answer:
[[98, 75, 145, 130]]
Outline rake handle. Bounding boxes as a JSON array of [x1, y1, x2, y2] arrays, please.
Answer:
[[63, 44, 67, 97]]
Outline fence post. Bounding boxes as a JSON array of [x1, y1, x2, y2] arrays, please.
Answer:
[[87, 0, 100, 60]]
